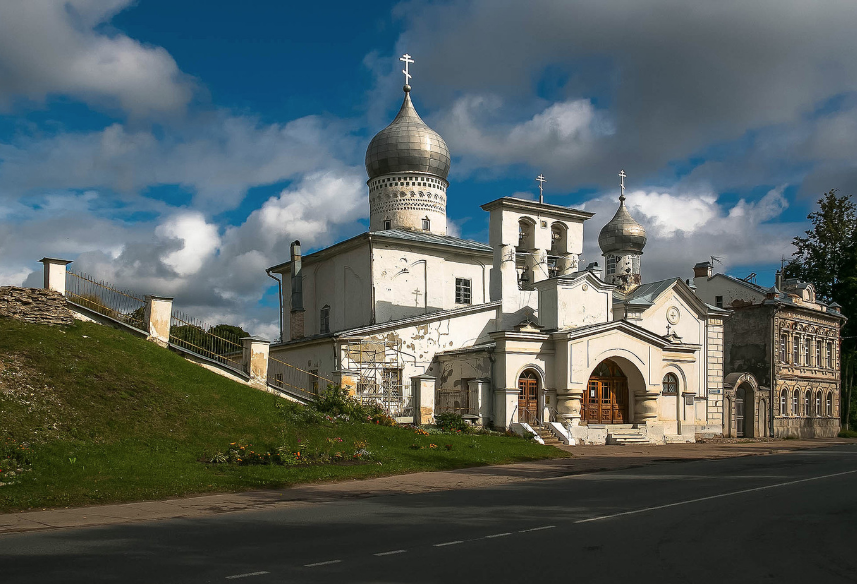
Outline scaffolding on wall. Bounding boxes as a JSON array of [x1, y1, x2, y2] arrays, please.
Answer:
[[342, 338, 412, 417]]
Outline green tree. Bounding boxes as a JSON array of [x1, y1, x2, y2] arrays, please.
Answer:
[[784, 189, 857, 429]]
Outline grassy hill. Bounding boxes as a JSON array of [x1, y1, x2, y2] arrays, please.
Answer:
[[0, 318, 565, 512]]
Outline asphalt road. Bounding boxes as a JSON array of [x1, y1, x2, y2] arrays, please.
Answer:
[[3, 445, 857, 584]]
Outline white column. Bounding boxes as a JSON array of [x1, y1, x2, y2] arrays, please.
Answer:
[[144, 295, 173, 346], [39, 258, 72, 295], [242, 336, 271, 387], [411, 374, 436, 425]]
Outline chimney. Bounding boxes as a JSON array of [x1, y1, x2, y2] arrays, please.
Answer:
[[775, 269, 783, 291], [693, 261, 712, 279], [289, 240, 305, 340]]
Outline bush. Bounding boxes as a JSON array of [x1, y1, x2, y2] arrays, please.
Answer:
[[435, 412, 469, 433], [313, 385, 384, 420], [838, 429, 857, 438]]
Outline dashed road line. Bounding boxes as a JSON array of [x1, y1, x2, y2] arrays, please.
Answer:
[[374, 549, 407, 556], [304, 560, 342, 568], [225, 571, 269, 579], [519, 525, 556, 533], [482, 532, 512, 539], [574, 469, 857, 524], [433, 540, 464, 547]]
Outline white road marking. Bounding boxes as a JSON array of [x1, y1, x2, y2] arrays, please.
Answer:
[[433, 540, 464, 547], [575, 469, 857, 524], [304, 560, 342, 567], [374, 550, 407, 556], [519, 525, 556, 533], [225, 572, 269, 579], [483, 532, 512, 538]]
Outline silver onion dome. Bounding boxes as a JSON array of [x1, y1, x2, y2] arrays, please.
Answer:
[[598, 195, 647, 254], [365, 86, 450, 181]]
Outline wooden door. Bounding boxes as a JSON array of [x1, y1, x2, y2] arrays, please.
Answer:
[[584, 360, 629, 424], [517, 371, 539, 424]]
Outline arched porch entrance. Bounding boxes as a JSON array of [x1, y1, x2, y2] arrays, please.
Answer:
[[584, 359, 629, 424]]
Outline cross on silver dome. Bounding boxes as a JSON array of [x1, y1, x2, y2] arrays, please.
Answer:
[[400, 54, 414, 88], [619, 169, 626, 202], [536, 174, 546, 204]]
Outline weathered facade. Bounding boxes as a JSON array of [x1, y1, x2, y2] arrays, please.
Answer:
[[266, 82, 731, 444], [694, 264, 846, 438]]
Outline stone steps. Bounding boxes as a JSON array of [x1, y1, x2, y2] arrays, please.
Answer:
[[605, 427, 649, 445], [533, 426, 563, 445]]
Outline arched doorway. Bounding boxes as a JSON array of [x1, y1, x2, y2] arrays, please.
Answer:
[[517, 370, 539, 424], [584, 359, 629, 424]]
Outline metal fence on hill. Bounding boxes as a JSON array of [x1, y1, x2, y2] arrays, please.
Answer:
[[65, 270, 146, 331], [267, 356, 332, 399], [168, 311, 244, 372]]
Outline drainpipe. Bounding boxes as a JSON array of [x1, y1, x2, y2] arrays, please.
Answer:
[[266, 268, 283, 343]]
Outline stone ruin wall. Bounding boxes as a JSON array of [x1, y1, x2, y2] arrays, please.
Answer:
[[0, 286, 73, 326]]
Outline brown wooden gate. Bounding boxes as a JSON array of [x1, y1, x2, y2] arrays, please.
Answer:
[[517, 370, 539, 424], [584, 360, 628, 424]]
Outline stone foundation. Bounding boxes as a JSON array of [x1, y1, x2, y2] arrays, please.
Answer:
[[0, 287, 73, 325]]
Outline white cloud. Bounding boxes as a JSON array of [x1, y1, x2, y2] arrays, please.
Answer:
[[155, 212, 220, 277], [436, 96, 609, 175], [0, 1, 194, 116], [0, 113, 357, 210]]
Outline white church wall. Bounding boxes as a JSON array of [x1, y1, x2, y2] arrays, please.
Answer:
[[372, 243, 491, 323], [304, 244, 372, 336], [638, 286, 704, 345], [269, 338, 337, 390], [348, 305, 499, 388], [536, 275, 611, 330]]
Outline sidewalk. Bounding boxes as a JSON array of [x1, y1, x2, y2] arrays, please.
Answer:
[[1, 438, 851, 535]]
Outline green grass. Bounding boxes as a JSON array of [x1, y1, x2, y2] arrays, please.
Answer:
[[0, 318, 565, 512]]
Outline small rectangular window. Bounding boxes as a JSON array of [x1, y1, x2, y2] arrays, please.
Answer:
[[779, 334, 787, 363], [320, 305, 330, 334], [815, 340, 821, 368], [804, 338, 811, 366], [793, 335, 800, 365], [827, 342, 833, 368], [422, 217, 430, 230], [455, 278, 472, 304], [606, 255, 617, 276], [715, 295, 723, 309], [383, 219, 391, 230]]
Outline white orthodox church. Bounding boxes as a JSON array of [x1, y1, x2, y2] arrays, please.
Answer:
[[268, 67, 729, 444]]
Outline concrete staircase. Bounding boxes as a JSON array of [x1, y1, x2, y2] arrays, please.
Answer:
[[533, 425, 564, 446], [606, 426, 649, 445]]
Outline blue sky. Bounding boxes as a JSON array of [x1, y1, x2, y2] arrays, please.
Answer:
[[1, 0, 854, 337]]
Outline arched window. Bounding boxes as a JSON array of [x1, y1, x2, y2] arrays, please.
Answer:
[[792, 389, 799, 416], [815, 391, 822, 417], [780, 389, 788, 416], [550, 222, 568, 255], [826, 392, 833, 417], [662, 373, 679, 395], [804, 390, 811, 417], [518, 218, 536, 250]]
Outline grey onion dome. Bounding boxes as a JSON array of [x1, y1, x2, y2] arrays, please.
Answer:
[[598, 195, 647, 254], [365, 86, 450, 181]]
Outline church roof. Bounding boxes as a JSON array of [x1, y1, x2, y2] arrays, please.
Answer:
[[372, 229, 491, 253], [615, 278, 676, 306], [365, 87, 450, 181], [598, 196, 647, 254]]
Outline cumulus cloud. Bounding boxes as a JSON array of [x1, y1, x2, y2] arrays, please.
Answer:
[[0, 0, 194, 116], [435, 96, 611, 174], [384, 0, 857, 190], [155, 212, 221, 277], [0, 113, 357, 209]]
